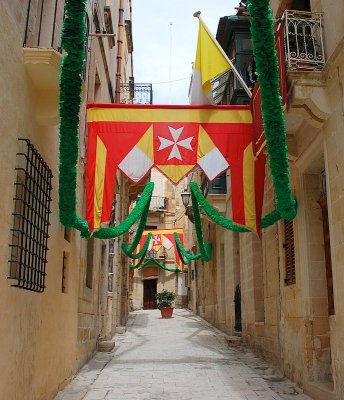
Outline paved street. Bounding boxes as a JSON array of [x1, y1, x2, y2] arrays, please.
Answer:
[[55, 309, 313, 400]]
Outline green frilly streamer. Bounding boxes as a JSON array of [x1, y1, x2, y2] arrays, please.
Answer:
[[190, 182, 250, 232], [59, 0, 90, 238], [58, 0, 296, 252], [174, 232, 202, 266], [130, 257, 183, 273], [93, 182, 154, 239], [248, 0, 297, 221]]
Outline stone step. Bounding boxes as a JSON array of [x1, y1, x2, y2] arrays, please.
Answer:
[[224, 335, 242, 347], [97, 340, 115, 352], [116, 326, 127, 334]]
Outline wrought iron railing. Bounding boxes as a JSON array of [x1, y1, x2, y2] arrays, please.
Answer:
[[149, 196, 167, 211], [8, 139, 53, 293], [145, 248, 167, 260], [120, 83, 153, 104], [284, 10, 325, 71], [23, 0, 65, 52]]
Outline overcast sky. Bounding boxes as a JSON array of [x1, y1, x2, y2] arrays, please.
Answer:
[[132, 0, 239, 105]]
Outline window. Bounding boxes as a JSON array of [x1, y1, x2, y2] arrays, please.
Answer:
[[291, 0, 311, 11], [62, 252, 68, 293], [284, 219, 296, 285], [8, 139, 53, 293], [64, 227, 71, 242], [86, 238, 94, 289]]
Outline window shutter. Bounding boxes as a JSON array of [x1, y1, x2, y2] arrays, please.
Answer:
[[284, 220, 296, 285]]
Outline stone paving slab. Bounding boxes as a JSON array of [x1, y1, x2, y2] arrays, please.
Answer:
[[54, 309, 314, 400]]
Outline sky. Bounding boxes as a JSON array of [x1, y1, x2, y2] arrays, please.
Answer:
[[132, 0, 239, 105]]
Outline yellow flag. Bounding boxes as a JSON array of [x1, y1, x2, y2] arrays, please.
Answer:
[[189, 19, 231, 104]]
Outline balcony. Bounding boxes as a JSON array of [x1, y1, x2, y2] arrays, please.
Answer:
[[149, 196, 167, 211], [284, 10, 325, 71], [23, 0, 65, 125], [120, 82, 153, 104], [145, 248, 167, 260], [284, 10, 329, 156]]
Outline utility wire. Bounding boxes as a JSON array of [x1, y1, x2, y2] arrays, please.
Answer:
[[151, 76, 191, 85]]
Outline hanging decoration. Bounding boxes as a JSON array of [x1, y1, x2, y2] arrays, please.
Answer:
[[251, 20, 287, 156], [248, 0, 297, 222], [86, 103, 265, 234], [57, 0, 297, 268], [58, 0, 89, 238], [130, 228, 184, 267], [129, 229, 185, 273], [130, 257, 183, 274]]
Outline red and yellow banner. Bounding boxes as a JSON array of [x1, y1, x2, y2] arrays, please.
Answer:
[[133, 228, 184, 269], [86, 104, 265, 233]]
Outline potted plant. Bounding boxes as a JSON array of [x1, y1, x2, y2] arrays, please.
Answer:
[[155, 289, 177, 318]]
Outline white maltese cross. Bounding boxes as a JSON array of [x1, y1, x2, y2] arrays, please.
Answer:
[[158, 126, 193, 161]]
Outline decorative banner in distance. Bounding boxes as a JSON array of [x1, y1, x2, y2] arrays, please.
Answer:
[[86, 104, 265, 234], [132, 228, 184, 270]]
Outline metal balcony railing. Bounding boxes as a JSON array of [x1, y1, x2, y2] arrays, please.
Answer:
[[23, 0, 65, 52], [284, 10, 325, 71], [149, 196, 167, 211], [120, 82, 153, 104], [145, 248, 167, 260]]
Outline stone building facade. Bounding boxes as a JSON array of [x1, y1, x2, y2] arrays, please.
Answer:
[[131, 170, 188, 311], [0, 0, 134, 399], [186, 1, 344, 399]]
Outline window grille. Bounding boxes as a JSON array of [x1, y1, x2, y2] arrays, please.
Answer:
[[8, 139, 53, 293], [284, 219, 296, 285], [86, 238, 94, 289], [62, 252, 68, 293]]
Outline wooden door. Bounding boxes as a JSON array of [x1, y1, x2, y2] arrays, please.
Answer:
[[143, 279, 157, 309]]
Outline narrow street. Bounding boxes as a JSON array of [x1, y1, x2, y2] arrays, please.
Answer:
[[55, 309, 313, 400]]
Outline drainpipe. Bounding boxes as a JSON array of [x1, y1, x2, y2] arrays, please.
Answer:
[[115, 0, 124, 103]]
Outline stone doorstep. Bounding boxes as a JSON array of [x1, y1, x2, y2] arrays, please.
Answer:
[[97, 340, 115, 352], [304, 381, 335, 400], [116, 326, 127, 334], [224, 335, 242, 347]]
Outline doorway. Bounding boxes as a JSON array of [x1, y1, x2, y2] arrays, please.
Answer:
[[143, 279, 157, 309]]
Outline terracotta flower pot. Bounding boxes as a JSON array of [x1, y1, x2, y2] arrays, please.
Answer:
[[160, 306, 174, 318]]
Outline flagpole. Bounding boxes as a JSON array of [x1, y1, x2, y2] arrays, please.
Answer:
[[193, 11, 252, 98]]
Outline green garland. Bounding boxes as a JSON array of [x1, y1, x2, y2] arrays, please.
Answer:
[[58, 0, 154, 241], [130, 257, 183, 273], [122, 233, 152, 259], [59, 0, 90, 238], [191, 186, 212, 261], [92, 182, 154, 239], [190, 182, 285, 230], [190, 182, 250, 232], [121, 185, 153, 258], [58, 0, 296, 257], [174, 232, 202, 265], [248, 0, 297, 221]]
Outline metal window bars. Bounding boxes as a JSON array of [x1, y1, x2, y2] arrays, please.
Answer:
[[120, 83, 153, 104], [284, 10, 325, 71], [8, 139, 53, 293], [149, 196, 167, 211]]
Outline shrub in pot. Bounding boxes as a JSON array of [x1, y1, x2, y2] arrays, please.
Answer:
[[155, 289, 177, 318]]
